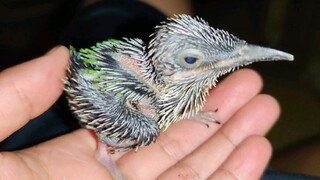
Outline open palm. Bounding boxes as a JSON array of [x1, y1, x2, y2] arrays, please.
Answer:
[[0, 46, 279, 179]]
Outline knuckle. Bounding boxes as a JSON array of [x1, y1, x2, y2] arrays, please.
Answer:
[[210, 168, 240, 180], [219, 130, 237, 147], [10, 78, 33, 119], [159, 135, 186, 162], [174, 161, 202, 180]]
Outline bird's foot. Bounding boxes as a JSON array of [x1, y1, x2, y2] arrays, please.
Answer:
[[192, 109, 220, 127], [96, 142, 125, 180]]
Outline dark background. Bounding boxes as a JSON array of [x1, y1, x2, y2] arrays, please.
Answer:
[[0, 0, 319, 175]]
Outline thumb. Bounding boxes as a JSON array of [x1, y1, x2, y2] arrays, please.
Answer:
[[0, 46, 69, 141]]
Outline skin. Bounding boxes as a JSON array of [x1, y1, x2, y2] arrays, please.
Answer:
[[0, 46, 279, 179]]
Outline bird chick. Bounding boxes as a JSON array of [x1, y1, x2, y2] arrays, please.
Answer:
[[64, 14, 293, 154]]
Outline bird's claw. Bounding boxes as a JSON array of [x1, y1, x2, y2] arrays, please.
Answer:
[[191, 110, 221, 127]]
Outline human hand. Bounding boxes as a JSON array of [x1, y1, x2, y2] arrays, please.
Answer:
[[0, 46, 279, 179]]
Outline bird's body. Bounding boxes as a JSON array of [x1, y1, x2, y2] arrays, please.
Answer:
[[66, 39, 160, 152], [64, 15, 293, 153]]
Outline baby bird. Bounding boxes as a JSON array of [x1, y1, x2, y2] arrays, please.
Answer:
[[64, 14, 293, 153]]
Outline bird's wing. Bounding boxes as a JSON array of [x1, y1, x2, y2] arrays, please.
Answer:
[[64, 39, 159, 152]]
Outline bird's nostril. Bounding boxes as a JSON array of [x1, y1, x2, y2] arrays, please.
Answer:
[[238, 48, 248, 55]]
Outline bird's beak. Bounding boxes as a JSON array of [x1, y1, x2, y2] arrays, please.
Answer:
[[238, 44, 294, 62], [212, 44, 294, 70]]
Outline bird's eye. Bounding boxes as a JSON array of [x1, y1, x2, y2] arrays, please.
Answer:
[[177, 49, 204, 69], [184, 57, 198, 64]]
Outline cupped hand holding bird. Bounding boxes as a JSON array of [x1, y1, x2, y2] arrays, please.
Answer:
[[0, 46, 279, 179]]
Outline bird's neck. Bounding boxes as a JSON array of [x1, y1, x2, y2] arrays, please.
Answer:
[[156, 76, 216, 130]]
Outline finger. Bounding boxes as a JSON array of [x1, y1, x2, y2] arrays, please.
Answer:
[[221, 94, 280, 144], [160, 94, 279, 179], [209, 136, 272, 180], [16, 129, 113, 179], [0, 46, 69, 141], [116, 69, 263, 179]]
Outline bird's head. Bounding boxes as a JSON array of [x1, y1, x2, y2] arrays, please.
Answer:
[[147, 15, 293, 86]]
